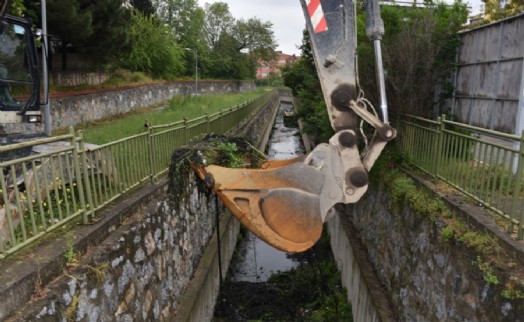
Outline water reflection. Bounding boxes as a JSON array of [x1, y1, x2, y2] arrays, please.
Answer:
[[231, 101, 305, 283]]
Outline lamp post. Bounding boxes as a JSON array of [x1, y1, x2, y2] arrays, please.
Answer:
[[184, 48, 198, 95], [41, 0, 52, 136]]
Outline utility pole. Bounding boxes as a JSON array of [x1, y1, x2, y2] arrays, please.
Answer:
[[185, 48, 198, 95], [41, 0, 52, 136]]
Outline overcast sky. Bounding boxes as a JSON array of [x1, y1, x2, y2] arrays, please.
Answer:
[[197, 0, 484, 57]]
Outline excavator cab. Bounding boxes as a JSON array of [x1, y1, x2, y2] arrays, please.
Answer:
[[0, 10, 41, 124], [194, 0, 396, 253]]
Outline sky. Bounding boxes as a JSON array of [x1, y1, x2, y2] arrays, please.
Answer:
[[197, 0, 484, 57]]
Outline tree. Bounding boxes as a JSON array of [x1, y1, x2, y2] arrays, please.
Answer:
[[202, 2, 277, 80], [233, 18, 277, 61], [45, 0, 93, 70], [131, 0, 155, 16], [356, 0, 467, 118], [122, 12, 184, 79], [153, 0, 200, 41], [152, 0, 206, 77], [282, 30, 333, 143], [6, 0, 27, 17], [203, 2, 234, 49], [483, 0, 523, 22], [77, 0, 132, 66]]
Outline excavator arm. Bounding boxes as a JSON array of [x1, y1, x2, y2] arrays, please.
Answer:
[[194, 0, 396, 252]]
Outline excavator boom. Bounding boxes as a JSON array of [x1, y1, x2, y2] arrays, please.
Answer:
[[194, 0, 396, 252]]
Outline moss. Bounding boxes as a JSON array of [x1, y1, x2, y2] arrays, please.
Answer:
[[440, 226, 455, 242], [87, 263, 109, 286], [65, 293, 80, 322], [371, 147, 524, 298]]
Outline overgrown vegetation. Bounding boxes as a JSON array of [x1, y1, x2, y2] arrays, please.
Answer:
[[60, 88, 270, 144], [214, 231, 353, 321], [373, 147, 524, 301], [168, 134, 265, 207]]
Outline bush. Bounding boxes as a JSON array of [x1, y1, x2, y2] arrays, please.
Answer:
[[122, 12, 185, 80]]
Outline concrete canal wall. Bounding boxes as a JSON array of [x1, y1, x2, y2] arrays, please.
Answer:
[[1, 90, 279, 321]]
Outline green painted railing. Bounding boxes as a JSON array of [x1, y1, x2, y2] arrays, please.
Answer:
[[399, 114, 524, 239], [0, 90, 275, 259]]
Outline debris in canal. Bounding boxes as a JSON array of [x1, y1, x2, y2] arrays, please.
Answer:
[[168, 134, 266, 205], [213, 232, 353, 321]]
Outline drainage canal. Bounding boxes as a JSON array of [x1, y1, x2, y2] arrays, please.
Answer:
[[212, 101, 353, 321]]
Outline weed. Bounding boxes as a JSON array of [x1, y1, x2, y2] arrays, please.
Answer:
[[64, 233, 78, 268], [87, 263, 108, 286], [440, 226, 455, 242], [459, 231, 493, 255], [477, 258, 500, 286], [65, 293, 80, 322], [501, 288, 524, 300]]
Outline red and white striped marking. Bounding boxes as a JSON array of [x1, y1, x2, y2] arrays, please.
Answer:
[[306, 0, 328, 33]]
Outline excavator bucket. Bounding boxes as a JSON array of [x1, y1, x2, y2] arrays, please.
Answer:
[[193, 141, 350, 253], [194, 159, 324, 252]]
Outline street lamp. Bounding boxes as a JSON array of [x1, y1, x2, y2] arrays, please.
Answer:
[[41, 0, 52, 136], [184, 48, 198, 95]]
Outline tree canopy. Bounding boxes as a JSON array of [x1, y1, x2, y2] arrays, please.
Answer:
[[12, 0, 277, 80], [483, 0, 523, 22]]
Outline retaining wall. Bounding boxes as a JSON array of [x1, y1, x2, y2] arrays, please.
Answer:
[[333, 178, 524, 321], [1, 80, 255, 136]]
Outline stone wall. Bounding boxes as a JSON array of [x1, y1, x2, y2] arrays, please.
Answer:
[[50, 72, 112, 87], [7, 179, 217, 322], [338, 180, 524, 322], [1, 91, 279, 321], [1, 80, 255, 136], [50, 80, 255, 130]]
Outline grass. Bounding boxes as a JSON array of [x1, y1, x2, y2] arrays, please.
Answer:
[[56, 87, 271, 145]]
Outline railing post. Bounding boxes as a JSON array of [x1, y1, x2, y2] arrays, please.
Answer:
[[206, 114, 210, 133], [434, 115, 445, 177], [219, 110, 224, 134], [509, 130, 524, 238], [70, 126, 88, 224], [183, 117, 189, 144], [0, 163, 14, 252], [229, 107, 233, 132], [78, 131, 94, 221], [146, 121, 156, 184]]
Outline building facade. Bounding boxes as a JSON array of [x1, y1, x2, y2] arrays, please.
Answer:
[[256, 51, 297, 80]]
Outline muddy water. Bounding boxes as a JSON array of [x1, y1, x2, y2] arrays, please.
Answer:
[[230, 101, 303, 283]]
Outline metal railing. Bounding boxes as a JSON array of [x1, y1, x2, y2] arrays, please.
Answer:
[[399, 114, 524, 239], [0, 90, 275, 258]]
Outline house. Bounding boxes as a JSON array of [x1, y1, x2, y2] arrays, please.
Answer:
[[256, 51, 297, 80]]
